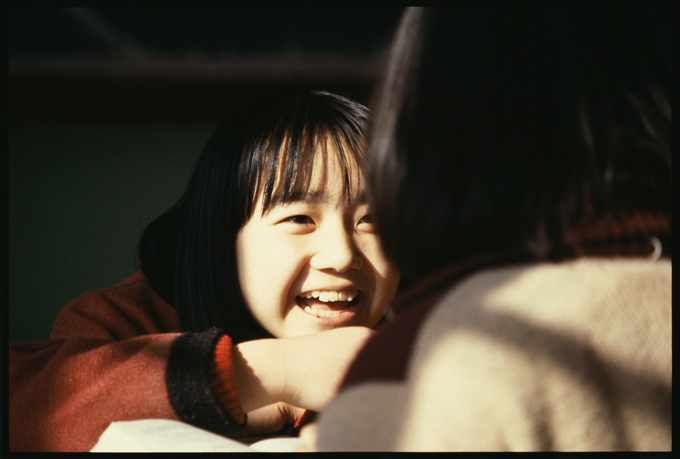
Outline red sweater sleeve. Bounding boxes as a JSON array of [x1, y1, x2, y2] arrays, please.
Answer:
[[8, 272, 182, 451]]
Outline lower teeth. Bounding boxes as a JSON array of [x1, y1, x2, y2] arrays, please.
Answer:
[[304, 306, 344, 317]]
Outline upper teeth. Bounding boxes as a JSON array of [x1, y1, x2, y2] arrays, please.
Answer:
[[301, 290, 358, 302]]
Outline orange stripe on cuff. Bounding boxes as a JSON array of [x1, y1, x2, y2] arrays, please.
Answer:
[[208, 335, 247, 426]]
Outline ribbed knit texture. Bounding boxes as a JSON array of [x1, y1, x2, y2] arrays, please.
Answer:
[[208, 335, 247, 425], [166, 328, 246, 436]]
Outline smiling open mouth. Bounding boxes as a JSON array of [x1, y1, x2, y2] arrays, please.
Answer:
[[296, 289, 360, 317]]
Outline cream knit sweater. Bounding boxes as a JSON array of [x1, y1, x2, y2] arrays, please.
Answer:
[[316, 258, 671, 451]]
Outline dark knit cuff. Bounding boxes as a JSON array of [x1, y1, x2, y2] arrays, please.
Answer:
[[166, 328, 247, 436]]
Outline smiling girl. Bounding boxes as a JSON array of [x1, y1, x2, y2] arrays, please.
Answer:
[[9, 89, 400, 451]]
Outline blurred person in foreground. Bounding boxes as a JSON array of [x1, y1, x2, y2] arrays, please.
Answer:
[[301, 2, 671, 452]]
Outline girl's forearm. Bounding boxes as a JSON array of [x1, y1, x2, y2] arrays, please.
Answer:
[[233, 327, 375, 413], [232, 338, 286, 413]]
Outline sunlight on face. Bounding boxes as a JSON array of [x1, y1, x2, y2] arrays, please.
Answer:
[[236, 144, 400, 338]]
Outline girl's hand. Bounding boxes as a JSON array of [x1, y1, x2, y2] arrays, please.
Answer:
[[233, 326, 374, 413], [236, 402, 305, 437], [296, 422, 319, 451]]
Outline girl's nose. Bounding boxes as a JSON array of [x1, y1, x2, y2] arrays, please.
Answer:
[[310, 225, 363, 272]]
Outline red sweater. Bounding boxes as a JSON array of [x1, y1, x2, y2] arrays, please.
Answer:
[[8, 271, 245, 451]]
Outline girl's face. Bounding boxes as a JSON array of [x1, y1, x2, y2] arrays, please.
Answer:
[[236, 148, 400, 338]]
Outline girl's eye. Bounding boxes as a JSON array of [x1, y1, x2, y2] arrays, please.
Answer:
[[283, 215, 314, 225], [358, 214, 373, 225]]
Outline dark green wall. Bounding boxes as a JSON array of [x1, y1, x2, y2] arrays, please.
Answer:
[[8, 124, 213, 342]]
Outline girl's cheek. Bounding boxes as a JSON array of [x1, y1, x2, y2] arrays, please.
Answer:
[[362, 238, 391, 269]]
